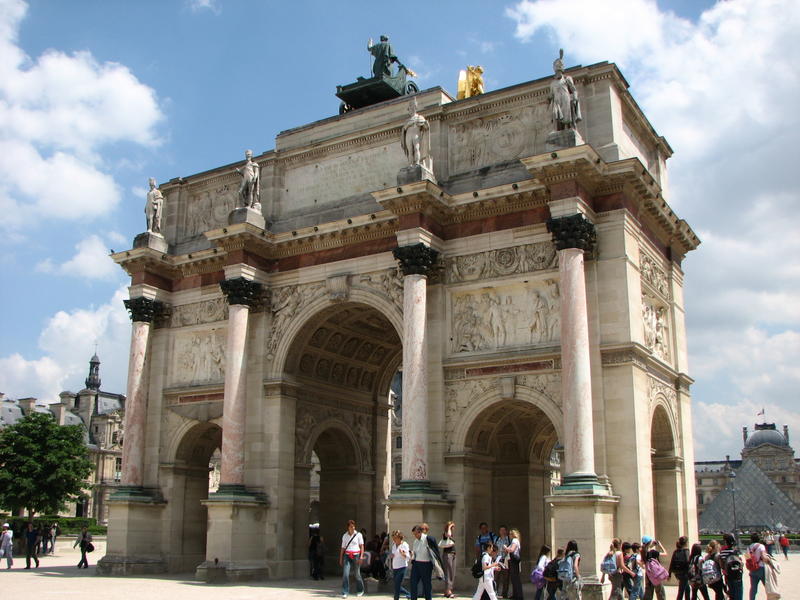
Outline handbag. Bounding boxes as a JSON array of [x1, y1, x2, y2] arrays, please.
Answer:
[[85, 541, 95, 553]]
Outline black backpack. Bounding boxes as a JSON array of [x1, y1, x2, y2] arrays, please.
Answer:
[[672, 549, 690, 576], [472, 555, 485, 579], [724, 551, 743, 581], [543, 557, 560, 582]]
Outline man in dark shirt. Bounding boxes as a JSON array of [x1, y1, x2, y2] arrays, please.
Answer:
[[717, 533, 743, 600], [24, 523, 39, 569]]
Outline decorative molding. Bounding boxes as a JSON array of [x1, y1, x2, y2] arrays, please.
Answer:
[[123, 297, 167, 323], [445, 241, 557, 284], [393, 243, 440, 276], [356, 268, 404, 312], [170, 298, 228, 327], [648, 375, 677, 405], [546, 214, 596, 252], [600, 347, 649, 370], [219, 277, 263, 307]]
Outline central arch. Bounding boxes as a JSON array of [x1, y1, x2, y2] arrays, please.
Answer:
[[283, 301, 402, 571]]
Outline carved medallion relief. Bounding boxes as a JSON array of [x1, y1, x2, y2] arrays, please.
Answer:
[[446, 242, 557, 284], [172, 329, 227, 385], [451, 279, 559, 354]]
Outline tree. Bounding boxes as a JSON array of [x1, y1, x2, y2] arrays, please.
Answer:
[[0, 412, 94, 519]]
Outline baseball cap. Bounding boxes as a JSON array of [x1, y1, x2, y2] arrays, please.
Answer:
[[642, 535, 653, 544]]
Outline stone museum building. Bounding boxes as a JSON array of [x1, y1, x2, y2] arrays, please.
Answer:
[[100, 54, 700, 592]]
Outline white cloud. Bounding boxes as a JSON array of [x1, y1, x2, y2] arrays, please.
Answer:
[[0, 0, 163, 233], [0, 286, 131, 401], [187, 0, 221, 14], [36, 234, 118, 280], [506, 0, 800, 460]]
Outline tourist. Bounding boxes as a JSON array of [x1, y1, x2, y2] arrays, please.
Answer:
[[624, 542, 644, 600], [73, 526, 92, 569], [777, 534, 789, 560], [746, 533, 771, 600], [717, 533, 742, 600], [668, 536, 691, 600], [50, 522, 60, 554], [702, 540, 724, 600], [496, 526, 511, 598], [24, 522, 40, 569], [39, 524, 51, 555], [472, 541, 502, 600], [687, 542, 709, 600], [543, 548, 563, 600], [475, 522, 497, 558], [642, 537, 667, 600], [763, 532, 774, 557], [599, 538, 626, 600], [339, 520, 365, 598], [439, 521, 457, 598], [391, 530, 411, 600], [410, 523, 443, 600], [505, 529, 523, 600], [561, 539, 582, 600], [0, 523, 12, 569], [531, 545, 550, 600], [309, 528, 325, 580]]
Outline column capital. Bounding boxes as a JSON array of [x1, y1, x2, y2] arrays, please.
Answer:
[[546, 213, 596, 252], [392, 243, 440, 276], [219, 277, 263, 307], [123, 297, 166, 323]]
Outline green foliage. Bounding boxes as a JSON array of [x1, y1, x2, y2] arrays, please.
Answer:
[[0, 412, 94, 517]]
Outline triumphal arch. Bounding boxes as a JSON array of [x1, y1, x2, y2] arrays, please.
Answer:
[[100, 54, 700, 593]]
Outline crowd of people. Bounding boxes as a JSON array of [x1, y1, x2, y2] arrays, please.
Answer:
[[0, 521, 94, 570]]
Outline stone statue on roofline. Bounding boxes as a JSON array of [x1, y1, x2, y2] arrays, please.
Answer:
[[548, 48, 582, 131], [145, 177, 163, 234], [368, 35, 397, 78], [398, 96, 436, 186], [235, 149, 261, 211]]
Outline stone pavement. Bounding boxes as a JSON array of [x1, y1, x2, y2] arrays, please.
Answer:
[[0, 540, 797, 599]]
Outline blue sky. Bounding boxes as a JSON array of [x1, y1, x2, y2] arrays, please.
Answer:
[[1, 0, 798, 461]]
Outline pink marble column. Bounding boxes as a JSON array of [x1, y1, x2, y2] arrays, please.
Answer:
[[393, 243, 439, 485], [121, 297, 163, 487], [547, 214, 598, 485], [218, 277, 262, 490]]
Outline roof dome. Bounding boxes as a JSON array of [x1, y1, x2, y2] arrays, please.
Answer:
[[745, 424, 788, 448]]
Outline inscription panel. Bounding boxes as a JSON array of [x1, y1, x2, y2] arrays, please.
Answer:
[[282, 144, 405, 212]]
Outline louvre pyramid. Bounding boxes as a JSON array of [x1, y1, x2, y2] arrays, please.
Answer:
[[698, 459, 800, 532]]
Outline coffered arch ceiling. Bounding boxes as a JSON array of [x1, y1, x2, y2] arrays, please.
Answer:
[[284, 303, 402, 397]]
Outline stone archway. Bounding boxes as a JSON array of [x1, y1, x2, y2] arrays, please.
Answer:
[[283, 302, 402, 568], [460, 400, 559, 564], [167, 421, 222, 572], [651, 403, 682, 543]]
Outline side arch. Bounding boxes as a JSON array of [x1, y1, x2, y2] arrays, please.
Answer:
[[298, 417, 363, 473]]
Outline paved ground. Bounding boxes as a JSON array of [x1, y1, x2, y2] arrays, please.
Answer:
[[0, 540, 796, 599]]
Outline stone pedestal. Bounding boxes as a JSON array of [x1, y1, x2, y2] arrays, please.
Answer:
[[97, 494, 167, 575], [195, 496, 269, 582], [133, 231, 168, 252], [397, 164, 436, 185], [386, 494, 453, 542], [547, 492, 618, 600], [545, 129, 584, 152], [228, 206, 265, 228]]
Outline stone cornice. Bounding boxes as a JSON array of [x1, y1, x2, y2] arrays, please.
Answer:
[[521, 146, 700, 256], [112, 247, 178, 281]]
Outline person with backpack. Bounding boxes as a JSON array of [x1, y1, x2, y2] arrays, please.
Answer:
[[625, 542, 644, 600], [558, 540, 582, 600], [701, 541, 724, 600], [531, 545, 551, 600], [599, 538, 630, 600], [777, 534, 789, 560], [73, 526, 93, 569], [471, 542, 503, 600], [475, 522, 498, 558], [716, 533, 742, 600], [687, 543, 709, 600], [543, 548, 563, 600], [642, 537, 667, 600], [745, 532, 771, 600], [668, 536, 691, 600]]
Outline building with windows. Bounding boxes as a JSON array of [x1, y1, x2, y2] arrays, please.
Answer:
[[0, 354, 125, 524]]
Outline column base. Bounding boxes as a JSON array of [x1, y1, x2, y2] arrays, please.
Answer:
[[209, 483, 269, 503], [557, 473, 611, 494], [387, 482, 453, 535], [97, 489, 167, 575]]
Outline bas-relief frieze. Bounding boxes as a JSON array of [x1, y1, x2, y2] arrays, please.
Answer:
[[448, 104, 550, 175], [642, 291, 671, 363], [281, 144, 403, 211], [170, 298, 228, 327], [444, 374, 560, 452], [445, 242, 557, 284], [172, 329, 226, 385], [640, 251, 671, 300], [183, 182, 238, 238], [451, 280, 559, 353], [294, 400, 373, 471], [648, 375, 677, 405]]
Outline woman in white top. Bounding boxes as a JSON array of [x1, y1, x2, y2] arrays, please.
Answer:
[[0, 523, 13, 569], [439, 521, 457, 598], [473, 541, 502, 600], [339, 520, 365, 598], [391, 530, 411, 600], [505, 529, 524, 600], [533, 545, 551, 600]]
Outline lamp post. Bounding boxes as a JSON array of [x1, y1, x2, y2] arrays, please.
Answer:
[[730, 471, 738, 545]]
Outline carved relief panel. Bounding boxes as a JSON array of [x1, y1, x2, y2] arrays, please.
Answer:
[[445, 242, 557, 284], [170, 298, 228, 328], [183, 179, 239, 238], [171, 328, 227, 385], [450, 279, 560, 354]]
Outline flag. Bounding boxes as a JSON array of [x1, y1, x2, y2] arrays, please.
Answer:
[[757, 408, 765, 417]]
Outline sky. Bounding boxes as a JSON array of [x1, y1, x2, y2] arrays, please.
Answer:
[[0, 0, 798, 462]]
